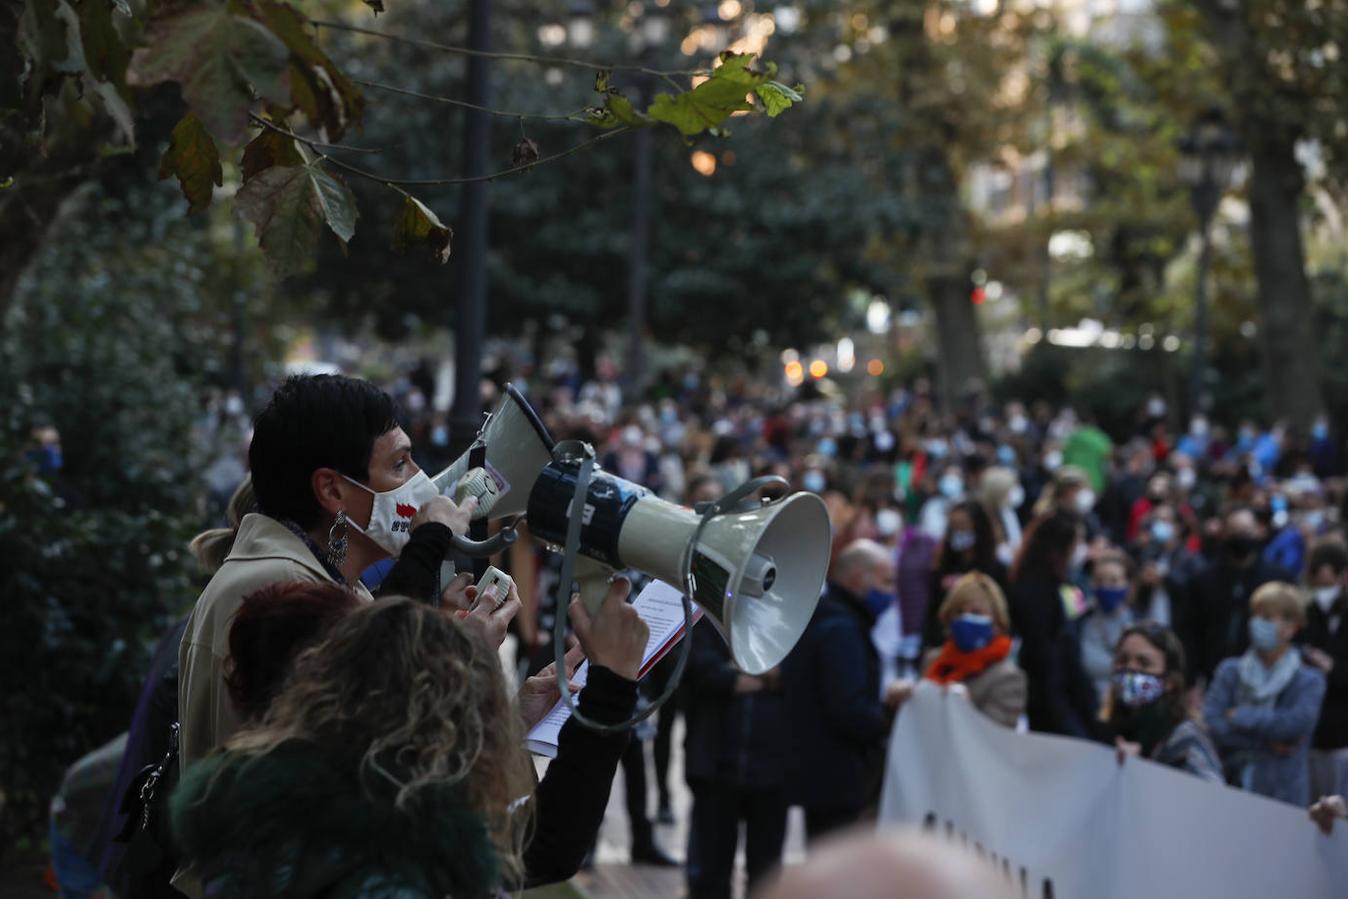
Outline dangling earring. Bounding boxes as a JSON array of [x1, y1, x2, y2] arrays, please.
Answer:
[[327, 511, 349, 568]]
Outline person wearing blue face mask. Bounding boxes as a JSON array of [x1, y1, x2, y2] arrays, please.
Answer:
[[922, 502, 1007, 651], [1204, 582, 1327, 805], [1079, 552, 1135, 702], [920, 573, 1026, 728]]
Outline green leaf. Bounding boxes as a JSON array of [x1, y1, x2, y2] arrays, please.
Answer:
[[127, 3, 290, 144], [234, 163, 357, 275], [257, 1, 363, 136], [78, 0, 131, 85], [594, 69, 614, 95], [157, 112, 222, 213], [391, 192, 452, 264], [646, 53, 767, 137], [240, 126, 303, 181], [754, 81, 803, 117]]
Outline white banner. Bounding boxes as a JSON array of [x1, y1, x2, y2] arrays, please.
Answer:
[[880, 682, 1348, 899]]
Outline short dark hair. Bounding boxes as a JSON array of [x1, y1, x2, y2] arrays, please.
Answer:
[[225, 581, 361, 720], [249, 376, 399, 529], [1307, 539, 1348, 577]]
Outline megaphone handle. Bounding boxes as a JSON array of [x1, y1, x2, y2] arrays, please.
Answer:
[[448, 527, 518, 557]]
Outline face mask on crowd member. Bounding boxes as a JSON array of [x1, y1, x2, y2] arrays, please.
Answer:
[[802, 469, 827, 494], [875, 508, 903, 538], [1246, 582, 1304, 658], [1221, 509, 1262, 568], [1150, 518, 1176, 546], [1306, 548, 1347, 613], [1074, 488, 1096, 516], [1092, 555, 1131, 616], [939, 471, 964, 501], [935, 574, 1010, 656], [342, 469, 442, 556], [1106, 625, 1187, 752]]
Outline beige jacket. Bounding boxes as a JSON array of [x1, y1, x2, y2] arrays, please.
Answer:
[[177, 513, 373, 771], [922, 649, 1028, 729]]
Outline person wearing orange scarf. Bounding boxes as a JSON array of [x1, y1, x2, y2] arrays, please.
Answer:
[[922, 573, 1027, 728]]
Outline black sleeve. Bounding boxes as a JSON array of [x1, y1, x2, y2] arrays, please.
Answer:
[[521, 666, 638, 888], [376, 523, 454, 603]]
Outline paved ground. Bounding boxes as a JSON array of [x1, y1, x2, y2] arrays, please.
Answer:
[[553, 716, 808, 899]]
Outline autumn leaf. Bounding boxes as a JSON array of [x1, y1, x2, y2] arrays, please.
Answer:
[[257, 1, 363, 137], [647, 52, 767, 137], [240, 126, 303, 181], [391, 192, 452, 264], [235, 163, 357, 276], [158, 112, 222, 213], [128, 3, 290, 144], [754, 81, 804, 118]]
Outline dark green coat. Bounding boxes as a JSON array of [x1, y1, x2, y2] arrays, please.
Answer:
[[171, 741, 500, 899]]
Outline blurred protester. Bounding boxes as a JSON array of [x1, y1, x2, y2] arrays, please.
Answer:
[[1062, 415, 1113, 496], [1301, 540, 1348, 803], [49, 734, 125, 899], [917, 462, 965, 540], [602, 422, 664, 494], [756, 829, 1014, 899], [783, 540, 907, 841], [1079, 552, 1135, 701], [1098, 441, 1153, 545], [1102, 622, 1222, 782], [1008, 511, 1100, 738], [1128, 503, 1196, 627], [921, 574, 1026, 728], [1033, 466, 1099, 538], [977, 465, 1024, 567], [1183, 506, 1291, 684], [682, 615, 788, 898], [922, 501, 1007, 650], [1205, 583, 1327, 806]]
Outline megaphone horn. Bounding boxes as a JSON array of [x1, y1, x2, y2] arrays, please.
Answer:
[[528, 449, 831, 676]]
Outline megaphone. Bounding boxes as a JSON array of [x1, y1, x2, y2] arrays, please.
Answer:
[[526, 453, 830, 674], [430, 384, 831, 676]]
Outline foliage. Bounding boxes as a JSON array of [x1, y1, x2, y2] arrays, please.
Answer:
[[4, 0, 803, 283], [0, 178, 269, 845]]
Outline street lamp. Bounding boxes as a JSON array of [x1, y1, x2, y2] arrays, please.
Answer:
[[1177, 108, 1240, 416]]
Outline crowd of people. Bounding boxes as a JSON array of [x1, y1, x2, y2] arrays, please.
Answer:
[[44, 363, 1348, 898]]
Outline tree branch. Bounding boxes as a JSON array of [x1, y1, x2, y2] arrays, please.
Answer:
[[248, 114, 631, 187], [311, 18, 707, 84], [350, 77, 591, 123]]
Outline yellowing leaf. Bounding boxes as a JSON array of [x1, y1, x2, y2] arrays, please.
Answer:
[[240, 126, 303, 181], [392, 192, 452, 264], [646, 53, 768, 136], [235, 163, 357, 276], [128, 4, 290, 144], [158, 112, 222, 213]]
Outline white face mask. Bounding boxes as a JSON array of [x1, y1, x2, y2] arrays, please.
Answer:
[[1075, 488, 1096, 515], [1314, 586, 1341, 613], [343, 469, 441, 556], [1072, 542, 1088, 571], [1008, 485, 1026, 509]]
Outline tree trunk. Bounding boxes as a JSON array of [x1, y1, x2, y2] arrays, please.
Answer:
[[928, 273, 988, 412], [1246, 135, 1324, 432]]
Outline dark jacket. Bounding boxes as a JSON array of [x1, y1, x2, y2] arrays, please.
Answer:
[[1008, 576, 1099, 739], [1302, 594, 1348, 750], [172, 742, 501, 899], [781, 583, 888, 813], [681, 618, 785, 791], [1181, 558, 1290, 684], [171, 667, 637, 895]]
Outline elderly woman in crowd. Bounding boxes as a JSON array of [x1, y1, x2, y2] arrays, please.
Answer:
[[1204, 582, 1327, 805], [922, 573, 1026, 728], [1102, 621, 1223, 782]]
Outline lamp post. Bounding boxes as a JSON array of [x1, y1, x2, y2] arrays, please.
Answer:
[[623, 4, 669, 395], [1178, 108, 1240, 417]]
